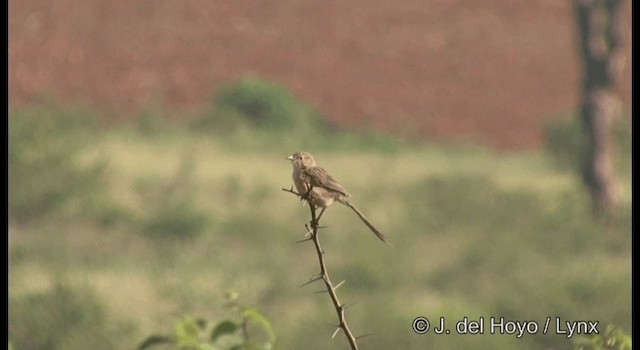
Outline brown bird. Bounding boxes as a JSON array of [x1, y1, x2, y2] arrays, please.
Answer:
[[286, 151, 391, 244]]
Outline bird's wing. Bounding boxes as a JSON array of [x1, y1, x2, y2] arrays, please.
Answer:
[[303, 166, 351, 197]]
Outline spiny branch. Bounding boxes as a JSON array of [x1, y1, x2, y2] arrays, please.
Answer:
[[283, 187, 359, 350]]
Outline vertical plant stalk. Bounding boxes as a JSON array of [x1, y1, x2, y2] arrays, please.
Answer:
[[283, 187, 359, 350]]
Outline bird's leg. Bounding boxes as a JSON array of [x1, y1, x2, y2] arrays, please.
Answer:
[[307, 204, 317, 231], [308, 204, 325, 230], [301, 184, 313, 201], [316, 207, 326, 223]]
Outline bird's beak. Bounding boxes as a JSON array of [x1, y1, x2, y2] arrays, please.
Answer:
[[286, 155, 294, 161]]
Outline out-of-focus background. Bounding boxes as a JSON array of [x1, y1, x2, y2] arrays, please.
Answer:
[[9, 1, 631, 349]]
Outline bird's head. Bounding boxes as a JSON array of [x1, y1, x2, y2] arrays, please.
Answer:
[[286, 151, 316, 168]]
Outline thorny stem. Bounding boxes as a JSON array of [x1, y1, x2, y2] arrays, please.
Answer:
[[283, 187, 359, 350]]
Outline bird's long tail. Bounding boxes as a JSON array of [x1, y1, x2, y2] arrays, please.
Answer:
[[344, 201, 392, 245]]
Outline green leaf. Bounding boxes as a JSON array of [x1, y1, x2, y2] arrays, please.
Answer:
[[210, 320, 238, 342], [138, 334, 175, 350], [243, 307, 275, 342], [176, 316, 203, 346]]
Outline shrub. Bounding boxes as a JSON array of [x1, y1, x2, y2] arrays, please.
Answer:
[[543, 113, 630, 174], [572, 324, 631, 350], [136, 155, 210, 239], [139, 293, 275, 350], [9, 282, 116, 350], [190, 75, 400, 153], [142, 201, 210, 239], [8, 104, 109, 223], [193, 74, 325, 132]]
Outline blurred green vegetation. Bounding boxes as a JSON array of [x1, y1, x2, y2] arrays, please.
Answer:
[[543, 112, 631, 175], [189, 74, 400, 153], [8, 281, 130, 350], [8, 102, 110, 224], [135, 155, 211, 239], [139, 292, 275, 350], [572, 324, 631, 350], [8, 78, 631, 349], [202, 74, 325, 131]]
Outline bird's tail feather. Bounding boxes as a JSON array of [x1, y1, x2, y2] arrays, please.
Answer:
[[345, 202, 392, 245]]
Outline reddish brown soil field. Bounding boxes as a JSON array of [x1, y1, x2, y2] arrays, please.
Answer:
[[9, 0, 631, 149]]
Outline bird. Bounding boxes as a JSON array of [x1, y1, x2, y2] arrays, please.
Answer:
[[286, 151, 391, 245]]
